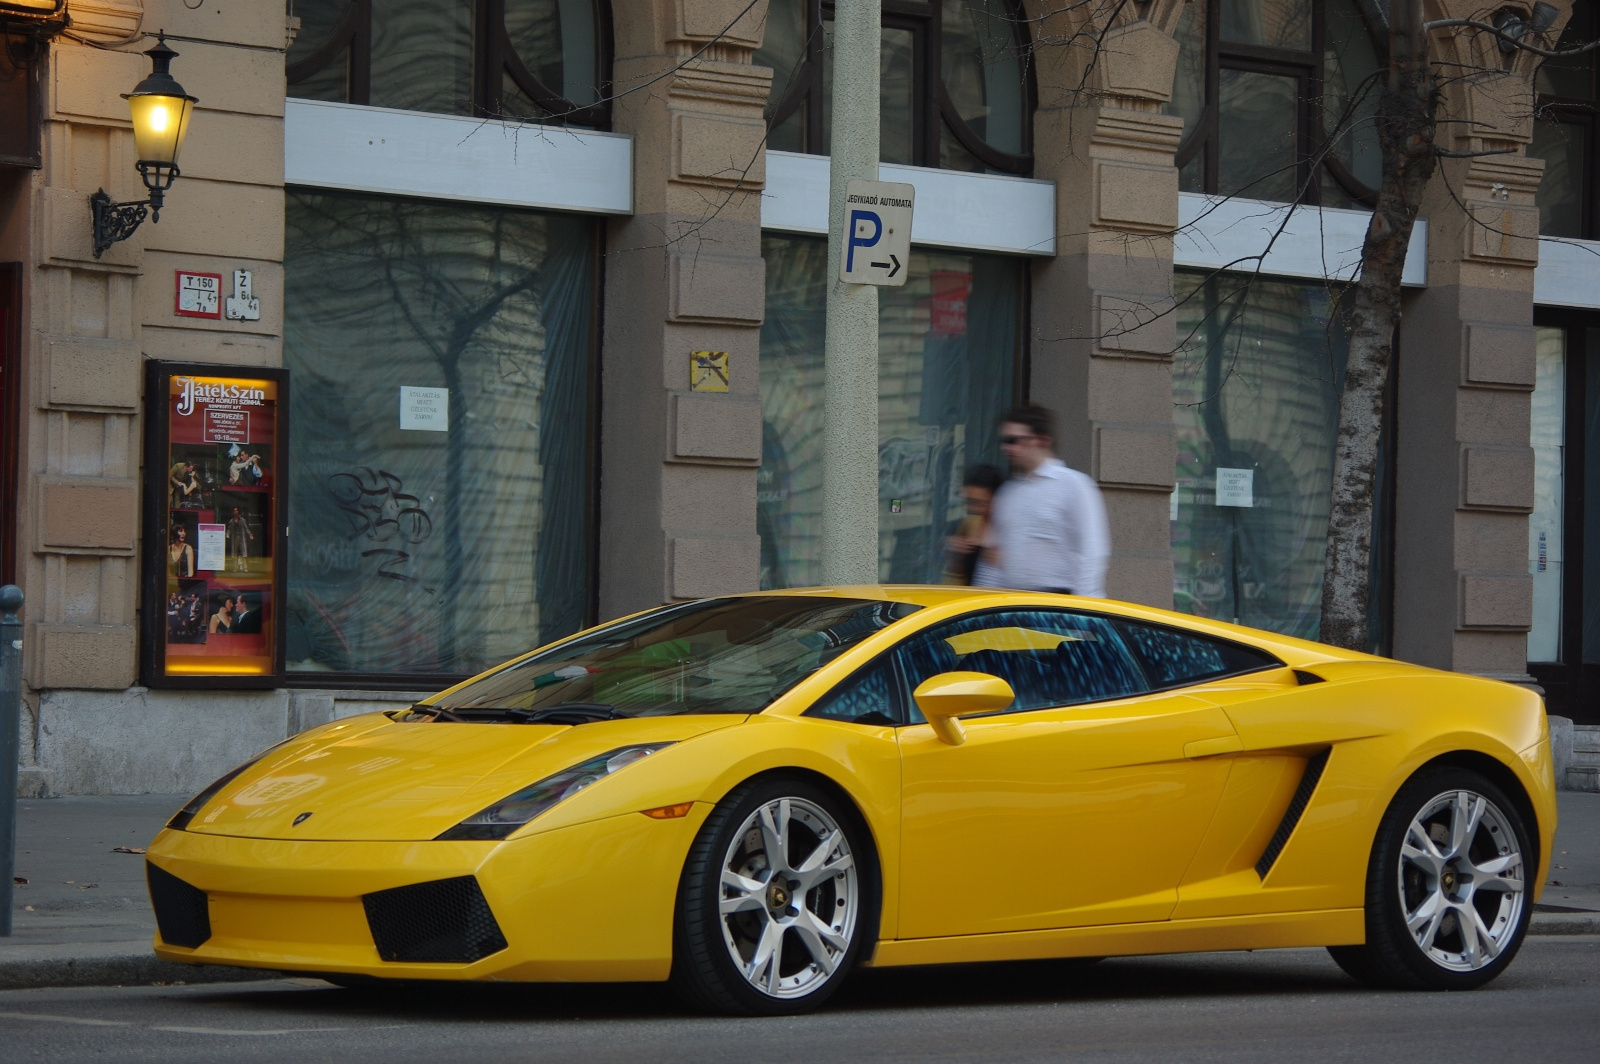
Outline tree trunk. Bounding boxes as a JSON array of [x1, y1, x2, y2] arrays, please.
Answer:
[[1318, 0, 1437, 651]]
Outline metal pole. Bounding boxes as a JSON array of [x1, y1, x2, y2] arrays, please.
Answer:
[[0, 585, 22, 937], [820, 0, 881, 585]]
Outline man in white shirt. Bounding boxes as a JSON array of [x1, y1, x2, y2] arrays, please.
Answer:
[[974, 404, 1111, 597]]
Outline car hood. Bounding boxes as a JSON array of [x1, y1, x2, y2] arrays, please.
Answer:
[[181, 712, 745, 842]]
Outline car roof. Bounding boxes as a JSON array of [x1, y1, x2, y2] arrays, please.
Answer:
[[716, 586, 1395, 669]]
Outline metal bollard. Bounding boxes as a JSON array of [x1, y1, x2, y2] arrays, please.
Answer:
[[0, 585, 22, 936]]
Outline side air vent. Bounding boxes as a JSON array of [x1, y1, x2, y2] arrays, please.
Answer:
[[363, 876, 509, 963], [1294, 670, 1325, 685], [1255, 749, 1332, 879], [147, 862, 211, 948]]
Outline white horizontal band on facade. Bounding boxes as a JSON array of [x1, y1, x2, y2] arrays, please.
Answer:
[[1535, 237, 1600, 309], [1175, 193, 1429, 287], [761, 151, 1057, 257], [283, 98, 633, 216]]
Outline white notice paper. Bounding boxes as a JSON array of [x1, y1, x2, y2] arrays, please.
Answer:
[[400, 387, 449, 431], [197, 524, 226, 571], [1215, 467, 1254, 508]]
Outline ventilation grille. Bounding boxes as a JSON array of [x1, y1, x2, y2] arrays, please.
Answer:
[[1255, 748, 1332, 879], [147, 862, 211, 949], [362, 876, 509, 963]]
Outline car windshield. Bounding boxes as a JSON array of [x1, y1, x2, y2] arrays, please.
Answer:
[[427, 597, 922, 720]]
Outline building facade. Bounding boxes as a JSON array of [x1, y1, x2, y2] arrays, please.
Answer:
[[0, 0, 1593, 794]]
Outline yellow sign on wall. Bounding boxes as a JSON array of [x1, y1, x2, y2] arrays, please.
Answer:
[[690, 351, 729, 392]]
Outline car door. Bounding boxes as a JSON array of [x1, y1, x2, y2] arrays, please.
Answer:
[[895, 609, 1243, 939]]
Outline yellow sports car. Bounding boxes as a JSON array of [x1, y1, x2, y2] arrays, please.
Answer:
[[147, 587, 1556, 1014]]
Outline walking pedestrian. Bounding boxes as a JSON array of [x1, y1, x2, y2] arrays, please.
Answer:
[[943, 463, 1005, 585], [974, 404, 1110, 597]]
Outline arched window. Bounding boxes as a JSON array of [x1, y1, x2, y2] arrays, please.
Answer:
[[1167, 0, 1383, 206], [287, 0, 608, 127], [756, 0, 1033, 175], [1531, 2, 1597, 238]]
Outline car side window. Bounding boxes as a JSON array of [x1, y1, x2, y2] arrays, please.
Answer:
[[894, 610, 1149, 719], [806, 657, 901, 725], [1112, 620, 1281, 689]]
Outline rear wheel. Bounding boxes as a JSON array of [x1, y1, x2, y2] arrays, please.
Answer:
[[1329, 766, 1531, 990], [672, 777, 877, 1015]]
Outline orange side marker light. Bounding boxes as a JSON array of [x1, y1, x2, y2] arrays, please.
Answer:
[[641, 802, 694, 819]]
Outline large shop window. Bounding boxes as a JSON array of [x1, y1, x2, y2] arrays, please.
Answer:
[[287, 0, 606, 125], [1167, 0, 1383, 206], [284, 190, 597, 680], [756, 0, 1033, 174], [1171, 271, 1390, 648], [1526, 316, 1600, 725], [759, 235, 1023, 588]]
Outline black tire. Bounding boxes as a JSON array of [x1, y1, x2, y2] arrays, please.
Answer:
[[671, 775, 880, 1015], [1329, 766, 1533, 991]]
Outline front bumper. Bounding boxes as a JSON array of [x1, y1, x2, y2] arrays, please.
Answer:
[[146, 804, 710, 982]]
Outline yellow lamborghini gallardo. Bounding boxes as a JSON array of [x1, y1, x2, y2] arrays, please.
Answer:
[[146, 587, 1557, 1014]]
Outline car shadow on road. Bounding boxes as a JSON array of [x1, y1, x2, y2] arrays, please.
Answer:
[[201, 950, 1361, 1023]]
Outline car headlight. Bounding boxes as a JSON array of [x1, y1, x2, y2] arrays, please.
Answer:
[[435, 743, 675, 841]]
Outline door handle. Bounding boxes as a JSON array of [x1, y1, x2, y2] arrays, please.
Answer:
[[1184, 734, 1244, 759]]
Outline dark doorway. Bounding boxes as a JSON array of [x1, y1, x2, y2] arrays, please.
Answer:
[[1528, 310, 1600, 724]]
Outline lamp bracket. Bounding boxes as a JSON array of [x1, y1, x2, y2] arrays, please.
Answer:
[[89, 189, 150, 258]]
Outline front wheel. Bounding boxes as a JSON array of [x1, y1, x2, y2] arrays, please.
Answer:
[[671, 777, 878, 1015], [1330, 766, 1532, 990]]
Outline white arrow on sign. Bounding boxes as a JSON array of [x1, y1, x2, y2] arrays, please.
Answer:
[[839, 179, 914, 287]]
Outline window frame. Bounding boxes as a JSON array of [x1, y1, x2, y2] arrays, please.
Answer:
[[763, 0, 1036, 175], [286, 0, 613, 129], [1175, 0, 1382, 206], [805, 606, 1286, 726]]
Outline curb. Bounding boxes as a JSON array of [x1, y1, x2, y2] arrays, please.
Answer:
[[0, 915, 1592, 993], [0, 942, 275, 992], [1530, 911, 1600, 936]]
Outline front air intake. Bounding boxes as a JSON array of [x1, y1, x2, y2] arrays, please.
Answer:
[[362, 876, 509, 963], [147, 862, 211, 948]]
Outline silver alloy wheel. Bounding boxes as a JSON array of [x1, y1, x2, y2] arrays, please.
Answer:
[[1398, 789, 1526, 972], [717, 796, 859, 999]]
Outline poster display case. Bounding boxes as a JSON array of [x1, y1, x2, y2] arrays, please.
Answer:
[[141, 362, 287, 687]]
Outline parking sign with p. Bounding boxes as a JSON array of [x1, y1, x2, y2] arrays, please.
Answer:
[[839, 179, 914, 287]]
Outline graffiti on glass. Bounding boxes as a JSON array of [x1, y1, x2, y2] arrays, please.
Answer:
[[327, 468, 435, 592]]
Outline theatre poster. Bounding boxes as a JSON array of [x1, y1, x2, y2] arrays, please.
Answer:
[[142, 362, 288, 687]]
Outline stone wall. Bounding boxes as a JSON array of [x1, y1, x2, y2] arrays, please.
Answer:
[[11, 0, 289, 793]]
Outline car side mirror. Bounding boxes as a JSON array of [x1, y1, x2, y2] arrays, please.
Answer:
[[912, 671, 1015, 746]]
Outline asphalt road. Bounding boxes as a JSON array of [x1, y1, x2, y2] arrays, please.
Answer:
[[2, 937, 1595, 1064]]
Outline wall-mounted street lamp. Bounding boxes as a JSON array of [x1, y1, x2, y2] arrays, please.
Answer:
[[90, 33, 198, 258]]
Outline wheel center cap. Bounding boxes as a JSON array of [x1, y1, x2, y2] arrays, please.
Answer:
[[767, 880, 791, 911], [1441, 869, 1458, 893]]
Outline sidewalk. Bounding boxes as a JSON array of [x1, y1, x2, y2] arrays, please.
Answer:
[[3, 791, 1598, 991]]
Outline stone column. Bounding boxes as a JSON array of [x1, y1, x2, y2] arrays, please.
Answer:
[[12, 1, 288, 793], [1391, 13, 1558, 679], [599, 0, 770, 619], [1026, 6, 1184, 607]]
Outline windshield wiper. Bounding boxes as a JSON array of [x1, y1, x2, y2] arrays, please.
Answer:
[[400, 703, 466, 722], [504, 703, 620, 725]]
